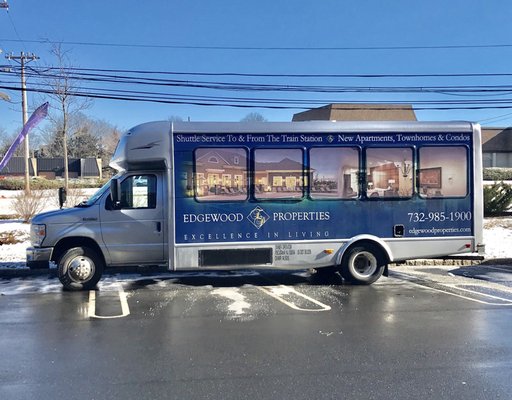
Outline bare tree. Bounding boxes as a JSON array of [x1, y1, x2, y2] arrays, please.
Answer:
[[240, 112, 267, 122], [0, 126, 11, 156], [43, 45, 92, 189], [168, 115, 184, 122], [92, 118, 121, 176], [38, 113, 121, 172], [0, 128, 25, 157]]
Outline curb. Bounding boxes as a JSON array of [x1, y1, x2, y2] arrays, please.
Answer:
[[393, 257, 512, 267]]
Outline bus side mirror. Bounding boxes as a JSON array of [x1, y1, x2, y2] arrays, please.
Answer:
[[58, 187, 67, 209], [110, 178, 121, 208]]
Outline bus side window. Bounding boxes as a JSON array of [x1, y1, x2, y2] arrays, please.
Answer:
[[254, 148, 304, 200], [194, 147, 248, 202], [419, 146, 468, 198], [310, 147, 360, 199], [365, 147, 414, 199]]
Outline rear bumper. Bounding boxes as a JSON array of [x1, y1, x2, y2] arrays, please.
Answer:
[[26, 247, 53, 269], [477, 243, 486, 255]]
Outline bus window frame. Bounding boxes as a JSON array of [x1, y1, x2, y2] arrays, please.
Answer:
[[308, 145, 361, 201], [192, 147, 249, 203], [417, 145, 470, 199], [252, 147, 306, 202], [364, 146, 415, 201]]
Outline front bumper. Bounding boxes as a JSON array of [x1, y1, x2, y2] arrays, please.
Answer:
[[26, 247, 53, 269]]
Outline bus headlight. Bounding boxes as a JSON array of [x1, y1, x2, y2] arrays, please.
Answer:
[[30, 224, 46, 247]]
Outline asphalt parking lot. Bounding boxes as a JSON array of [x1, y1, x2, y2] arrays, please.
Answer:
[[1, 264, 512, 400]]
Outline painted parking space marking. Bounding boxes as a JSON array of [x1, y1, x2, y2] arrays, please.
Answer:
[[391, 271, 512, 306], [257, 285, 331, 312], [414, 283, 512, 306], [88, 285, 130, 319], [250, 271, 332, 312], [479, 265, 512, 273], [447, 284, 512, 305]]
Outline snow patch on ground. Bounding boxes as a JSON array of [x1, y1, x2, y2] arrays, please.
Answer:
[[212, 287, 251, 315], [0, 187, 511, 268]]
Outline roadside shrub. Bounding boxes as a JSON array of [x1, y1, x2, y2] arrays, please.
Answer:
[[0, 230, 28, 245], [11, 191, 49, 222], [0, 177, 107, 190], [483, 181, 512, 215], [483, 168, 512, 181], [31, 178, 61, 190], [62, 187, 88, 207], [0, 177, 25, 190]]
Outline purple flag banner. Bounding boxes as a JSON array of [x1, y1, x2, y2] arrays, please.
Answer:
[[0, 102, 49, 171]]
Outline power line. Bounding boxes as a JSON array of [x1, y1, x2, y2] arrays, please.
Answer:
[[9, 79, 512, 106], [3, 66, 512, 95], [4, 64, 512, 79], [4, 62, 512, 112], [4, 83, 512, 111], [2, 38, 512, 52], [478, 111, 512, 124]]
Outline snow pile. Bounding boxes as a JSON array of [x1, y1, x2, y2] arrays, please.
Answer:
[[0, 217, 510, 270], [0, 189, 510, 269], [0, 222, 30, 266], [483, 218, 512, 259]]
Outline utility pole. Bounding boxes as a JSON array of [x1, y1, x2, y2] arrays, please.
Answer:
[[5, 52, 39, 194]]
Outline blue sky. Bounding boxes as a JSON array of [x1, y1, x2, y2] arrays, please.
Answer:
[[1, 0, 512, 135]]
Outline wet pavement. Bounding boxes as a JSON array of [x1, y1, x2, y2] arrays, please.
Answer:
[[1, 266, 512, 400]]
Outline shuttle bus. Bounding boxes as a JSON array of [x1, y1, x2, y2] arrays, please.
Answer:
[[27, 121, 484, 290]]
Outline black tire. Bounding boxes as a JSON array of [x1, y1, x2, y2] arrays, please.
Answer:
[[27, 261, 49, 270], [340, 244, 386, 285], [57, 246, 104, 291]]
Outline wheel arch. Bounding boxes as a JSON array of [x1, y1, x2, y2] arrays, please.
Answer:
[[336, 235, 393, 267], [51, 237, 106, 266]]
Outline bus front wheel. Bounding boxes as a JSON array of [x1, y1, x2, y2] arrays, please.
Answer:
[[340, 245, 386, 285], [57, 246, 104, 291]]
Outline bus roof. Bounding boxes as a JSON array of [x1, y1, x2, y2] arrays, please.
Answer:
[[169, 120, 476, 134]]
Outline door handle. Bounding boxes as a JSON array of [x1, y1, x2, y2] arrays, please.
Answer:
[[156, 221, 161, 232]]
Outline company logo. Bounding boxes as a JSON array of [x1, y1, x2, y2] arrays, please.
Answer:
[[247, 206, 270, 229]]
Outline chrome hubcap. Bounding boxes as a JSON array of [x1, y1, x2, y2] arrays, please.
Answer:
[[350, 251, 378, 279], [68, 256, 93, 282]]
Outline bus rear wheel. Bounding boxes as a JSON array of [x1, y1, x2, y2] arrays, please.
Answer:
[[340, 245, 386, 285], [57, 246, 104, 291]]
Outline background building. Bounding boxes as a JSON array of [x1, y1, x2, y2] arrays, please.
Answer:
[[293, 104, 512, 168], [482, 127, 512, 168], [0, 157, 102, 179], [292, 103, 417, 122]]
